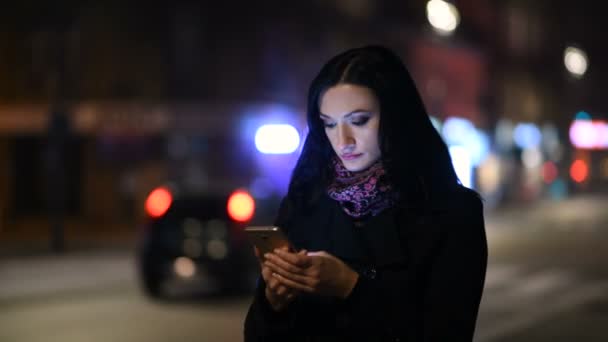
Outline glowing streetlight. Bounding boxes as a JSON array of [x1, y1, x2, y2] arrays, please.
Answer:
[[564, 46, 588, 78], [426, 0, 460, 36]]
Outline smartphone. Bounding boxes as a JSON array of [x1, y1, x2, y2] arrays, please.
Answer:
[[244, 226, 294, 256]]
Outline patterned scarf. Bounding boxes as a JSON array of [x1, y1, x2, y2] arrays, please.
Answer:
[[327, 157, 397, 219]]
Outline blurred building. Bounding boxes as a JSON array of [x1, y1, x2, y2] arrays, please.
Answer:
[[0, 1, 606, 240]]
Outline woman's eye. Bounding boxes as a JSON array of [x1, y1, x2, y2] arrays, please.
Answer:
[[352, 117, 370, 126], [323, 122, 336, 128]]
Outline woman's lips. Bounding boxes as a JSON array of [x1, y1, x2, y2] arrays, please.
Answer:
[[341, 153, 363, 160]]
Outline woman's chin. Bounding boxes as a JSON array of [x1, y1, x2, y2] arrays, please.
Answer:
[[342, 159, 374, 172]]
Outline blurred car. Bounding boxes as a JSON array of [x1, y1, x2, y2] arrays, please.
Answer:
[[135, 103, 303, 299], [136, 185, 280, 299]]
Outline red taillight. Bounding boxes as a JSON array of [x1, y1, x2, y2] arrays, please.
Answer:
[[227, 189, 255, 222], [145, 186, 173, 218], [570, 159, 589, 183]]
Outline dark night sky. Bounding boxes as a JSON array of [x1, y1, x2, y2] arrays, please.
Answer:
[[0, 1, 605, 114]]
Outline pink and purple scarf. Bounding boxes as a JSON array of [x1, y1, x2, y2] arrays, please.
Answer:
[[327, 157, 397, 219]]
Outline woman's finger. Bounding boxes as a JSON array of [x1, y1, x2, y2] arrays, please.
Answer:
[[261, 265, 274, 282], [265, 259, 315, 285], [274, 249, 312, 267], [273, 272, 315, 293], [267, 271, 285, 291], [268, 284, 297, 302], [264, 254, 306, 274], [275, 285, 287, 296]]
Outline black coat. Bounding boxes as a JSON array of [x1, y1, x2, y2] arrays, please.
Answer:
[[244, 185, 487, 341]]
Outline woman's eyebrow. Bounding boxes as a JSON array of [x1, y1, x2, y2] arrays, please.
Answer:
[[319, 109, 371, 119]]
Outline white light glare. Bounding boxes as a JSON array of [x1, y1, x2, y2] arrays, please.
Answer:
[[449, 145, 473, 188], [564, 46, 588, 77], [426, 0, 460, 35], [254, 124, 300, 154], [522, 148, 543, 169], [570, 120, 608, 150]]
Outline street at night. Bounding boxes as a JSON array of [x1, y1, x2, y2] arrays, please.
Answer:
[[1, 2, 608, 341]]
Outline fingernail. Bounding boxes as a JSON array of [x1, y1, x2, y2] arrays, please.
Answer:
[[264, 253, 271, 259]]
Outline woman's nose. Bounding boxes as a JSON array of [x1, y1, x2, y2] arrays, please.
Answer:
[[337, 125, 355, 151]]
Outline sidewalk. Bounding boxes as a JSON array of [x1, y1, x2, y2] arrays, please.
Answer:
[[0, 249, 137, 302], [485, 194, 608, 234], [0, 218, 139, 302]]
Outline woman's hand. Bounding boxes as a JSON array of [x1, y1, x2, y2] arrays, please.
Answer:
[[254, 246, 305, 312], [264, 249, 359, 299]]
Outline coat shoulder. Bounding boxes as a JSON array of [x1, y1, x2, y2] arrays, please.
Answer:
[[433, 185, 483, 214]]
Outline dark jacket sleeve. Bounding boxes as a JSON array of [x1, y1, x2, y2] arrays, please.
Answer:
[[243, 276, 298, 341], [421, 193, 488, 340]]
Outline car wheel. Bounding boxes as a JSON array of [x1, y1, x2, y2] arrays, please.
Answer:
[[140, 269, 164, 298]]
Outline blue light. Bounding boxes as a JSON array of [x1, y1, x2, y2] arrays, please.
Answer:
[[254, 124, 300, 154], [441, 117, 489, 167], [575, 111, 591, 120], [548, 178, 567, 200], [469, 130, 490, 167], [513, 123, 542, 149], [442, 117, 476, 146], [249, 177, 274, 199]]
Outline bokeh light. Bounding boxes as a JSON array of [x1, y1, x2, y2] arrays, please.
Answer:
[[173, 257, 196, 278], [449, 145, 472, 188], [145, 187, 173, 218], [477, 153, 501, 194], [442, 117, 475, 144], [227, 189, 255, 222], [575, 111, 591, 120], [254, 124, 300, 154], [206, 240, 228, 260], [513, 123, 542, 150], [426, 0, 460, 35], [442, 117, 490, 166], [569, 120, 608, 150], [564, 46, 588, 77], [542, 161, 558, 184], [570, 159, 589, 183], [548, 178, 568, 200], [522, 148, 543, 169]]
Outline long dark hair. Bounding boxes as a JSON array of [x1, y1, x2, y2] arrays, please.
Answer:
[[286, 45, 460, 213]]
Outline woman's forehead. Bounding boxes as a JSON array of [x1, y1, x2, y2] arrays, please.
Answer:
[[319, 84, 379, 118]]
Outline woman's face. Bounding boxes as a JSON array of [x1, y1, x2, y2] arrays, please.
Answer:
[[319, 83, 381, 172]]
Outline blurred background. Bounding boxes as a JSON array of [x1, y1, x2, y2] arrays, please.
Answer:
[[1, 1, 607, 341]]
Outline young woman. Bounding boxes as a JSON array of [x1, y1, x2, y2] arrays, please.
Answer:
[[244, 45, 487, 341]]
